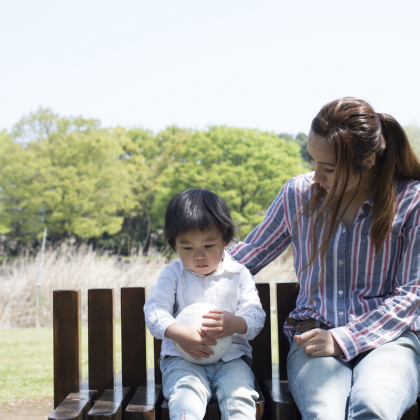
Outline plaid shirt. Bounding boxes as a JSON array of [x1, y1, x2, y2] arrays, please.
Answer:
[[228, 172, 420, 362]]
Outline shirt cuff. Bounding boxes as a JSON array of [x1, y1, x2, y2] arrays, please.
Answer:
[[235, 315, 257, 340], [159, 318, 178, 340], [329, 327, 361, 362]]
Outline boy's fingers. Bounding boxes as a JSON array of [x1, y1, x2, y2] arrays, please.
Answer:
[[201, 337, 217, 345], [202, 314, 221, 320], [208, 308, 224, 313]]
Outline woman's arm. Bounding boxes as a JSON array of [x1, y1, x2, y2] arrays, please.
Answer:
[[228, 180, 294, 275]]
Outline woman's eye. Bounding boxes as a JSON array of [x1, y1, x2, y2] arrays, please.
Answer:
[[325, 168, 334, 174]]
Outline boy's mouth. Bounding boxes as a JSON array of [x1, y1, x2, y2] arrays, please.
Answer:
[[196, 264, 208, 268]]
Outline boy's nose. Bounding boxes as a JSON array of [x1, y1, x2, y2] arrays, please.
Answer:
[[194, 253, 205, 260]]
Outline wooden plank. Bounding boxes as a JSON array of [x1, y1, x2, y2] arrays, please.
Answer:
[[153, 338, 162, 386], [254, 380, 265, 420], [401, 402, 418, 420], [252, 283, 272, 384], [125, 385, 163, 420], [88, 387, 132, 419], [263, 379, 300, 420], [276, 282, 299, 381], [53, 290, 82, 409], [88, 288, 115, 397], [49, 391, 97, 420], [121, 287, 147, 389]]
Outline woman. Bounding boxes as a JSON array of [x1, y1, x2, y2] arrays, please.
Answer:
[[229, 97, 420, 419]]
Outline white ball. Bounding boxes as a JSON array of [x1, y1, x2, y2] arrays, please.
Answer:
[[173, 303, 233, 365]]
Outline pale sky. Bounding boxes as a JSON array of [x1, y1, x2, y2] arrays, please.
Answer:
[[1, 0, 419, 135]]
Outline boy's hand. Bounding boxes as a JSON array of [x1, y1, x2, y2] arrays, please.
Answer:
[[201, 308, 247, 339], [165, 323, 217, 361], [294, 329, 343, 357]]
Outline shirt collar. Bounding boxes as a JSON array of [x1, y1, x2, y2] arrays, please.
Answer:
[[180, 251, 242, 277]]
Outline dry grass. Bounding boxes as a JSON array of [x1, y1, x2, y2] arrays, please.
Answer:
[[0, 244, 296, 329], [0, 244, 169, 328]]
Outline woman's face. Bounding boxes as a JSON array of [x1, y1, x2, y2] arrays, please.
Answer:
[[306, 130, 361, 194]]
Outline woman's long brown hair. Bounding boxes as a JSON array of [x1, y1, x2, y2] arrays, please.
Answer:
[[300, 97, 420, 299]]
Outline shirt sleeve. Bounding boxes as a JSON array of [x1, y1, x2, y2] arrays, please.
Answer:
[[228, 181, 292, 275], [330, 206, 420, 362], [235, 269, 266, 341], [144, 265, 179, 340]]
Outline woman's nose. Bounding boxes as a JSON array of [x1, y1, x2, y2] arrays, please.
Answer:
[[312, 165, 325, 184]]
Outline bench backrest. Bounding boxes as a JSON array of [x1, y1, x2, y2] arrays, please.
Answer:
[[276, 282, 300, 381], [153, 282, 272, 386], [53, 283, 271, 409]]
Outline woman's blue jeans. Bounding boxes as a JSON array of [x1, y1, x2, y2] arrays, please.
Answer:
[[160, 355, 258, 420], [287, 326, 420, 420]]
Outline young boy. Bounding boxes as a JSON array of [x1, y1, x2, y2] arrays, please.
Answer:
[[144, 189, 266, 420]]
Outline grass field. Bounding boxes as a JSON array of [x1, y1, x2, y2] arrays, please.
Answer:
[[0, 318, 278, 403]]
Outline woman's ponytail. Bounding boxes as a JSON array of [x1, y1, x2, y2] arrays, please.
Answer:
[[371, 114, 420, 250]]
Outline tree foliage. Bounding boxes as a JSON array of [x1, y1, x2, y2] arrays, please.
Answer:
[[405, 123, 420, 158], [153, 126, 306, 238], [0, 110, 309, 253]]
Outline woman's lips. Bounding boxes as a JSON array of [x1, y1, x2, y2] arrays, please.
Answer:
[[320, 184, 330, 190]]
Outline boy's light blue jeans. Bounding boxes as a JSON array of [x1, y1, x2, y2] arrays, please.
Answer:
[[287, 325, 420, 420], [160, 355, 258, 420]]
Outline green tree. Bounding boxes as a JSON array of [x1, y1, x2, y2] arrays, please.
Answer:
[[153, 126, 306, 238], [405, 123, 420, 158], [0, 113, 129, 246], [279, 132, 311, 170]]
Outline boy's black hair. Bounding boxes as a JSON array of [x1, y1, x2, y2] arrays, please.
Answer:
[[164, 189, 236, 250]]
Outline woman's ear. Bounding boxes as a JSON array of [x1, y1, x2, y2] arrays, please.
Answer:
[[366, 153, 376, 170]]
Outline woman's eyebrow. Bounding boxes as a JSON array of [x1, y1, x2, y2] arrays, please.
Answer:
[[306, 148, 336, 167]]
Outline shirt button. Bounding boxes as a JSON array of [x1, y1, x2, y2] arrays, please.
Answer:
[[360, 210, 364, 215], [339, 311, 344, 316], [339, 260, 343, 265], [342, 228, 346, 233], [339, 290, 343, 295]]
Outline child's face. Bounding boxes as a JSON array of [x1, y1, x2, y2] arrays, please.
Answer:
[[175, 227, 226, 276]]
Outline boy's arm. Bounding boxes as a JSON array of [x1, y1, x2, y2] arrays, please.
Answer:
[[165, 323, 217, 361], [144, 264, 217, 361], [144, 265, 179, 340]]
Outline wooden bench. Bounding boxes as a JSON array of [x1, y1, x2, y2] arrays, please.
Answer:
[[264, 282, 419, 420], [48, 283, 272, 420]]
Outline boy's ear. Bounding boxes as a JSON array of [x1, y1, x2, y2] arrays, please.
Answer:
[[224, 240, 227, 247]]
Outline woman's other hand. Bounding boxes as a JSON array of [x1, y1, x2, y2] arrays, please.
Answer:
[[294, 328, 344, 357]]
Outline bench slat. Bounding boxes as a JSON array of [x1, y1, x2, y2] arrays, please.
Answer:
[[49, 390, 97, 420], [53, 290, 82, 409], [276, 282, 299, 381], [121, 287, 147, 389], [88, 387, 132, 419], [88, 288, 116, 397], [125, 384, 163, 420], [252, 283, 272, 385]]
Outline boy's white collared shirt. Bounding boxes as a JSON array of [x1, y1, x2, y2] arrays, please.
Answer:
[[144, 252, 266, 362]]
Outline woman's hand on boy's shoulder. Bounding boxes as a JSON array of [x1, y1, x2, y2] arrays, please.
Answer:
[[202, 309, 247, 339], [165, 323, 217, 361]]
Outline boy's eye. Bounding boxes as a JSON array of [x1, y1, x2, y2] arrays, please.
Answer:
[[182, 247, 192, 250], [204, 244, 214, 248]]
